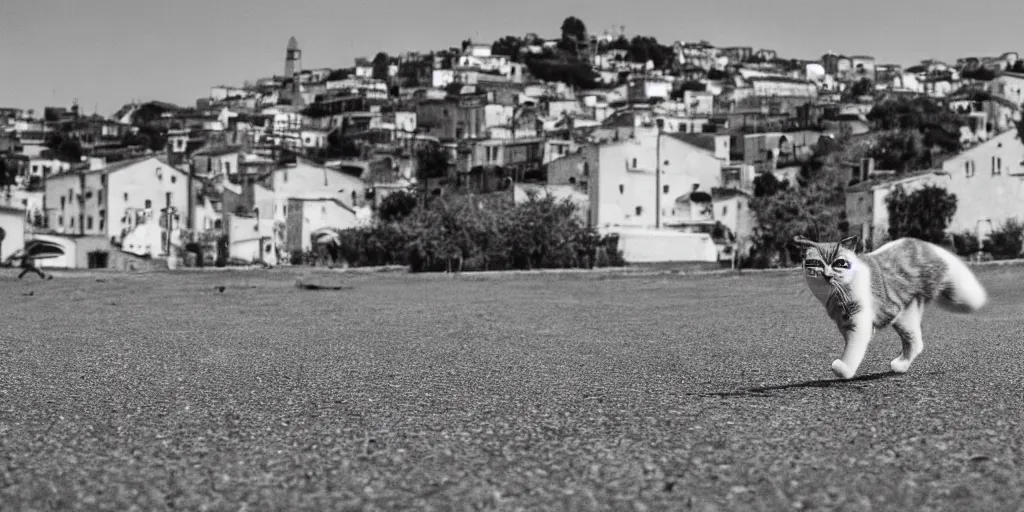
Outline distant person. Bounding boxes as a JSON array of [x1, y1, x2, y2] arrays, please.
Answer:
[[5, 250, 51, 280]]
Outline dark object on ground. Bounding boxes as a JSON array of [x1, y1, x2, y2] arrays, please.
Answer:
[[216, 286, 226, 293], [21, 291, 33, 296], [295, 280, 353, 291]]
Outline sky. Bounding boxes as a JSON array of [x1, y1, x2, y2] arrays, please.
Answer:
[[1, 0, 1020, 116]]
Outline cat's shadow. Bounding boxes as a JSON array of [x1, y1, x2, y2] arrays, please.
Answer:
[[704, 371, 900, 397]]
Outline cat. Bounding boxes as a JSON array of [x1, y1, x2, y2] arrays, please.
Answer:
[[792, 235, 988, 380]]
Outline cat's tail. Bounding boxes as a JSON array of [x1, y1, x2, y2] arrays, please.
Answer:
[[931, 244, 988, 313]]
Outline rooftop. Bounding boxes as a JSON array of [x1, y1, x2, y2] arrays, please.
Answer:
[[845, 169, 947, 193]]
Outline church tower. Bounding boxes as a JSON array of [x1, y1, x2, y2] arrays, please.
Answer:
[[284, 36, 301, 78]]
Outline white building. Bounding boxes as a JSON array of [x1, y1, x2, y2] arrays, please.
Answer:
[[43, 156, 190, 255], [581, 128, 724, 229]]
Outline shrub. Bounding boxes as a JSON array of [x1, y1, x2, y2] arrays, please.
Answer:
[[885, 185, 957, 244], [949, 230, 980, 256], [322, 191, 624, 272], [983, 218, 1024, 260]]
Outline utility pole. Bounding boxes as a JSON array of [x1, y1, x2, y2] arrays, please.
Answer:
[[655, 118, 664, 229], [165, 191, 172, 256]]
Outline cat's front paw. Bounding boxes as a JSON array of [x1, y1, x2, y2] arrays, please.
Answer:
[[890, 357, 911, 374], [831, 359, 855, 380]]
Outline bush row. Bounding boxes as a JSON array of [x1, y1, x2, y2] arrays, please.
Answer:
[[949, 217, 1024, 260], [314, 191, 625, 272]]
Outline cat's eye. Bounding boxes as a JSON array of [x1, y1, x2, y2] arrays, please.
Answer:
[[832, 259, 850, 269], [803, 259, 823, 268]]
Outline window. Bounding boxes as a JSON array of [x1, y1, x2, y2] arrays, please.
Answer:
[[993, 156, 1002, 175], [569, 177, 577, 185], [70, 217, 74, 228], [124, 193, 129, 201], [619, 184, 625, 194], [224, 162, 231, 174], [635, 206, 643, 215], [87, 216, 93, 230], [171, 175, 177, 184], [722, 205, 728, 216], [58, 215, 63, 226], [145, 199, 152, 208], [965, 160, 975, 177], [60, 196, 66, 209], [663, 185, 669, 194], [98, 190, 103, 204], [99, 210, 106, 231], [632, 158, 637, 168], [583, 162, 590, 176]]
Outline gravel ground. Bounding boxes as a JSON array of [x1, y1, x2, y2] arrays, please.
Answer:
[[1, 266, 1022, 511]]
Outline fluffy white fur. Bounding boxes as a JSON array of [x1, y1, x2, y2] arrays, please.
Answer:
[[796, 236, 988, 380]]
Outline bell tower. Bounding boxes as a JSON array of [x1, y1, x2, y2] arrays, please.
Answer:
[[284, 36, 301, 78]]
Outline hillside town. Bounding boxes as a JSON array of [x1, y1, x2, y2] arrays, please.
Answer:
[[2, 17, 1023, 271]]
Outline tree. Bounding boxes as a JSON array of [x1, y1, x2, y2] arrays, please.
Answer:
[[491, 36, 524, 61], [983, 218, 1024, 259], [608, 36, 630, 51], [961, 67, 997, 81], [416, 145, 450, 181], [753, 172, 789, 198], [748, 180, 847, 267], [848, 78, 874, 99], [560, 16, 587, 43], [522, 56, 599, 89], [372, 52, 390, 81], [625, 36, 672, 68], [377, 190, 419, 223], [868, 129, 930, 173], [885, 184, 957, 244], [866, 96, 965, 153], [43, 132, 83, 163], [0, 156, 19, 190]]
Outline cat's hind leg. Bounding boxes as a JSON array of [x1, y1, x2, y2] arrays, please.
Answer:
[[890, 299, 924, 373], [831, 313, 875, 380]]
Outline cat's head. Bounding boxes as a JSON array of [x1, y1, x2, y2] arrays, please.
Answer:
[[792, 235, 860, 285]]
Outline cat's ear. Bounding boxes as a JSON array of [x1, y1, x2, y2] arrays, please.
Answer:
[[792, 235, 815, 248], [839, 236, 860, 252]]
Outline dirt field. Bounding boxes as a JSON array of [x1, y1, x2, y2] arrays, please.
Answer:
[[1, 265, 1022, 511]]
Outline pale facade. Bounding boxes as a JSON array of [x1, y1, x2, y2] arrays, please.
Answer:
[[587, 130, 724, 228], [0, 206, 26, 262], [270, 158, 367, 224], [987, 72, 1024, 107], [939, 128, 1024, 235], [285, 198, 359, 253], [43, 156, 190, 249]]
